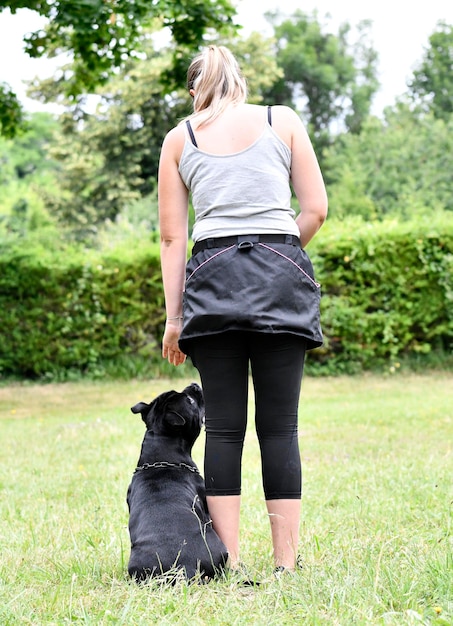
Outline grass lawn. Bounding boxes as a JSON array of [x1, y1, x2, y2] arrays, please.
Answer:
[[0, 373, 451, 625]]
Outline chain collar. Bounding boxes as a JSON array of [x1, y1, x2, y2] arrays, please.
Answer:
[[134, 461, 200, 475]]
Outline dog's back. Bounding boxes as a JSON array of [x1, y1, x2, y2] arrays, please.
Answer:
[[127, 467, 227, 581], [126, 384, 228, 582]]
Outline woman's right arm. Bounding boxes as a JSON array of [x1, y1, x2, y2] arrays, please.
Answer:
[[273, 106, 328, 247], [289, 109, 328, 247]]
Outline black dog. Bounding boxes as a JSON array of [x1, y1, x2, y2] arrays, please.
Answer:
[[126, 382, 228, 582]]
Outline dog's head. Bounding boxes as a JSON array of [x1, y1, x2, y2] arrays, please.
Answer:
[[131, 383, 204, 444]]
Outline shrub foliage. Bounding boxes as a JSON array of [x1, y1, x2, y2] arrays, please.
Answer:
[[309, 217, 453, 372], [0, 218, 452, 379], [0, 244, 165, 379]]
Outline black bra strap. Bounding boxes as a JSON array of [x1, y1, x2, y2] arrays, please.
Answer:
[[185, 120, 198, 147], [267, 105, 272, 126]]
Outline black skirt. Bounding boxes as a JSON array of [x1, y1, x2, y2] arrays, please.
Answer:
[[178, 238, 323, 356]]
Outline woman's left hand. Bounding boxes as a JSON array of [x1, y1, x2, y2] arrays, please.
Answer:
[[162, 321, 187, 366]]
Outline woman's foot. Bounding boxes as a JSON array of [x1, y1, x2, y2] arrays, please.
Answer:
[[273, 555, 303, 578], [227, 562, 261, 587]]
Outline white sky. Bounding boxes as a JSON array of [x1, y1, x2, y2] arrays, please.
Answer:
[[0, 0, 452, 116]]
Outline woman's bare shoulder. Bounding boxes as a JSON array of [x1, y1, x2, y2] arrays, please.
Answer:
[[165, 124, 186, 143], [161, 124, 186, 155], [270, 104, 302, 122]]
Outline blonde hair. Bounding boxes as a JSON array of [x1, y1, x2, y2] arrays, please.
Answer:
[[185, 45, 247, 128]]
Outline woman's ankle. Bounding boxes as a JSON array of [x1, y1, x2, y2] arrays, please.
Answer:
[[207, 494, 241, 566]]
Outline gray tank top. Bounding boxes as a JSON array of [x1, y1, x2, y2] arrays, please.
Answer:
[[178, 108, 299, 242]]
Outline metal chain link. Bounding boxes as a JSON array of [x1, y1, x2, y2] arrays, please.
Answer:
[[134, 461, 200, 475]]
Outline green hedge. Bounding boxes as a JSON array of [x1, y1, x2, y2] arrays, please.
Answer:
[[0, 217, 452, 379], [309, 216, 453, 372], [0, 243, 166, 379]]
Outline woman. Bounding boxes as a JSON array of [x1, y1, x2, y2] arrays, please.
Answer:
[[158, 45, 327, 574]]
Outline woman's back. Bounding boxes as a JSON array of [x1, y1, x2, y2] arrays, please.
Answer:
[[179, 105, 299, 242], [187, 103, 292, 154]]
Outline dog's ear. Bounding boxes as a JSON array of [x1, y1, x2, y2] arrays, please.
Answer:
[[131, 402, 150, 416], [165, 411, 186, 427]]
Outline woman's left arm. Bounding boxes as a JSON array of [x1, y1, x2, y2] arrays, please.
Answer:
[[158, 126, 189, 366]]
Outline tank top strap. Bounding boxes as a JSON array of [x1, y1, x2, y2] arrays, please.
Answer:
[[185, 120, 198, 147]]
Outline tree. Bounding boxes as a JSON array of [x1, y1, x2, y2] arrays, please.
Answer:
[[0, 82, 25, 138], [0, 112, 60, 238], [3, 111, 59, 178], [37, 33, 282, 234], [45, 53, 187, 233], [323, 103, 453, 220], [227, 32, 284, 103], [0, 0, 237, 136], [407, 21, 453, 121], [264, 11, 379, 156]]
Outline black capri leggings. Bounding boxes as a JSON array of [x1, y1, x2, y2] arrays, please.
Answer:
[[190, 331, 306, 500]]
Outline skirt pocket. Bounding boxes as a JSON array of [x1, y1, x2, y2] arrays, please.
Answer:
[[257, 242, 320, 291], [185, 245, 236, 285]]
